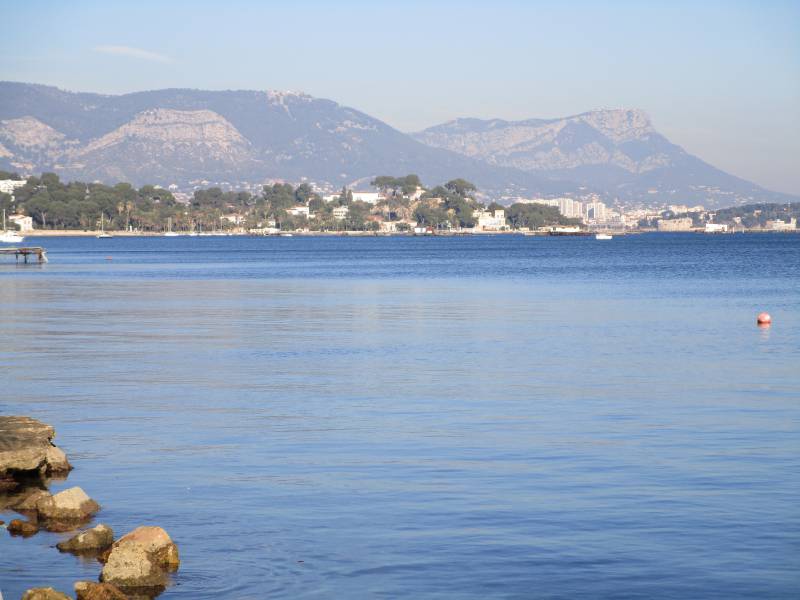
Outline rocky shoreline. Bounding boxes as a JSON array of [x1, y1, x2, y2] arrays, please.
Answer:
[[1, 416, 180, 600]]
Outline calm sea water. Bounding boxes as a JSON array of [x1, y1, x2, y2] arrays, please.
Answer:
[[1, 234, 798, 599]]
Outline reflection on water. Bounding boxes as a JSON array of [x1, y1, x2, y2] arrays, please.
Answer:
[[1, 235, 799, 599]]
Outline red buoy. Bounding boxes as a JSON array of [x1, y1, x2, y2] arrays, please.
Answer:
[[757, 312, 772, 326]]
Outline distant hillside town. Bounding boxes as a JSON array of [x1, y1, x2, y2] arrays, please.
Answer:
[[1, 171, 797, 236]]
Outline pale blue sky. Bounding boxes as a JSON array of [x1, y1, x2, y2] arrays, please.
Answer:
[[2, 0, 799, 194]]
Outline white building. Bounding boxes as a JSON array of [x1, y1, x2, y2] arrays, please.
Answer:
[[473, 209, 506, 231], [584, 200, 608, 222], [222, 214, 246, 225], [8, 214, 33, 231], [766, 218, 797, 231], [332, 206, 349, 220], [532, 198, 585, 220], [0, 179, 26, 195], [288, 205, 311, 218], [704, 223, 729, 233], [351, 191, 381, 205]]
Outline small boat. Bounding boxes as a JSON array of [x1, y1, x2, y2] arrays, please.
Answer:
[[595, 233, 613, 240], [279, 233, 293, 237], [96, 213, 113, 238], [0, 230, 24, 243], [1, 209, 25, 243]]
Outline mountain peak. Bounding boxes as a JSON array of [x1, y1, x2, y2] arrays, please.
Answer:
[[576, 108, 654, 143], [0, 82, 792, 207]]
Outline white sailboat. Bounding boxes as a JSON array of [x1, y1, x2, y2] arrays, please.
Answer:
[[97, 213, 113, 238], [595, 233, 613, 240], [1, 209, 25, 243]]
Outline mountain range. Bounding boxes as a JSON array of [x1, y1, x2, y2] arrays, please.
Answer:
[[0, 82, 793, 208]]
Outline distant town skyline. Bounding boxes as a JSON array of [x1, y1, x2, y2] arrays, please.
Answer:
[[2, 0, 798, 195]]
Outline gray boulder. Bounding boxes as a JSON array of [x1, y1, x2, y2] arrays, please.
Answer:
[[57, 523, 114, 553], [36, 486, 100, 522]]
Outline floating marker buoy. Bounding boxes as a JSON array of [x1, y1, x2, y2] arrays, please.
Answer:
[[757, 312, 771, 326]]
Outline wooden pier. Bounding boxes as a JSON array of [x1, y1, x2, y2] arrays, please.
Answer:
[[0, 246, 48, 263]]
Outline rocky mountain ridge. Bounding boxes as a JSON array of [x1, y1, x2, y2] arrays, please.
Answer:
[[0, 82, 793, 207], [413, 109, 791, 206]]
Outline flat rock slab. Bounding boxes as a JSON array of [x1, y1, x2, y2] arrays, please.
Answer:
[[0, 416, 72, 478]]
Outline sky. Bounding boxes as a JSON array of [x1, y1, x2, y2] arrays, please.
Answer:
[[1, 0, 799, 194]]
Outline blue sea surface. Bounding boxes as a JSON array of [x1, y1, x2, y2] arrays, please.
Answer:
[[1, 233, 799, 599]]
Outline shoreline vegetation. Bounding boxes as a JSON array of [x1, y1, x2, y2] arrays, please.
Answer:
[[2, 171, 798, 237]]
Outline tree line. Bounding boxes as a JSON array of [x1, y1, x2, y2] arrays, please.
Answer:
[[0, 170, 578, 231]]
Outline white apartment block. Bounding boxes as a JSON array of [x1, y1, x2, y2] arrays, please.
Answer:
[[332, 206, 349, 220], [0, 179, 27, 195], [531, 198, 585, 220]]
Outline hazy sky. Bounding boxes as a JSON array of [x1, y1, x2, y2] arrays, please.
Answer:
[[2, 0, 799, 194]]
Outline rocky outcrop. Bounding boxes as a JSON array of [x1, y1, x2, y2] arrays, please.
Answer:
[[74, 581, 128, 600], [3, 418, 177, 599], [21, 587, 72, 600], [8, 517, 39, 537], [36, 486, 99, 522], [57, 523, 114, 553], [11, 488, 51, 511], [100, 526, 179, 592], [0, 416, 72, 484]]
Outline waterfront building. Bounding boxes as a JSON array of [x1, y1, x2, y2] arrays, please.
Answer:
[[704, 223, 729, 233], [657, 217, 694, 231], [765, 218, 797, 231], [332, 206, 349, 220], [473, 209, 506, 231], [8, 214, 33, 231]]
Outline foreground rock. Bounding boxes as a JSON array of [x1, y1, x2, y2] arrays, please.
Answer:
[[36, 486, 100, 522], [21, 588, 71, 600], [12, 487, 51, 511], [100, 526, 179, 592], [74, 581, 128, 600], [8, 517, 39, 537], [57, 523, 114, 553], [0, 416, 72, 485]]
